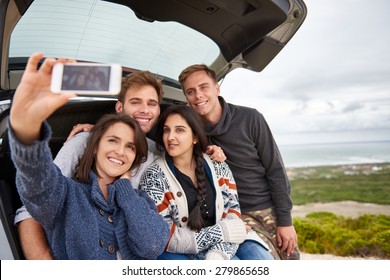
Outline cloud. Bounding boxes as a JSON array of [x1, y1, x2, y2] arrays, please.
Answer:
[[342, 102, 364, 113], [220, 0, 390, 144]]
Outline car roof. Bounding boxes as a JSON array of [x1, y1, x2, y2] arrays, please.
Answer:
[[0, 0, 307, 95]]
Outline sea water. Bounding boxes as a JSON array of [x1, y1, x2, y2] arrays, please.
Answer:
[[279, 140, 390, 168]]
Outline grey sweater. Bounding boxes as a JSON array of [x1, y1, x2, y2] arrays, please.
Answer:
[[204, 97, 293, 226]]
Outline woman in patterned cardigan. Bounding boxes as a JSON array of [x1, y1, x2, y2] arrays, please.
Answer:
[[140, 105, 273, 260]]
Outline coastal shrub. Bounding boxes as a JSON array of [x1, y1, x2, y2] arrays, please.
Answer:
[[369, 230, 390, 258], [293, 218, 326, 254], [303, 240, 323, 254], [294, 213, 390, 258]]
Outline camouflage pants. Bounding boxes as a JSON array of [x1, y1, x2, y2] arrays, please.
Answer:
[[241, 207, 300, 260]]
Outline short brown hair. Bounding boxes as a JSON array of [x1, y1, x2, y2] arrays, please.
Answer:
[[117, 71, 164, 104], [74, 114, 148, 183], [178, 64, 217, 90]]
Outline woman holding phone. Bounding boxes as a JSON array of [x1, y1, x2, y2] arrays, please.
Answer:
[[8, 53, 169, 259]]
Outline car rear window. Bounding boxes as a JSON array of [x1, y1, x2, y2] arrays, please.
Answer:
[[9, 0, 220, 81]]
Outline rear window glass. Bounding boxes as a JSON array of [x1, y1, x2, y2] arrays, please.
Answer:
[[9, 0, 220, 81]]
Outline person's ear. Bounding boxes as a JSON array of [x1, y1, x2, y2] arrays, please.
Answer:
[[215, 83, 220, 96], [115, 101, 123, 113]]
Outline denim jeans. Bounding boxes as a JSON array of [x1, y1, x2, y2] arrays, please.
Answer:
[[233, 240, 274, 260], [157, 252, 191, 260]]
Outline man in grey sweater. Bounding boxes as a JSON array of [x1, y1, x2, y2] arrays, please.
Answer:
[[178, 64, 299, 260]]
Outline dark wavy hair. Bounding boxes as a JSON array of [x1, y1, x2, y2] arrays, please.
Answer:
[[155, 105, 209, 231], [73, 114, 148, 183]]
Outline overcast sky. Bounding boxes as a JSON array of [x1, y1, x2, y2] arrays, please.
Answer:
[[220, 0, 390, 145]]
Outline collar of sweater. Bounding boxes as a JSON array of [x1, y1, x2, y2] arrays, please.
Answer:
[[89, 172, 117, 212], [204, 96, 233, 136]]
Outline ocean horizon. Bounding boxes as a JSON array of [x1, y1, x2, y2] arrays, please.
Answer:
[[279, 140, 390, 168]]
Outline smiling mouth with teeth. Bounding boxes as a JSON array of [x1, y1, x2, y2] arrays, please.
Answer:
[[196, 101, 207, 106], [108, 157, 124, 165], [135, 117, 150, 123]]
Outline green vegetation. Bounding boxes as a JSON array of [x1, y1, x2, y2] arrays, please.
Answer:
[[289, 163, 390, 205], [288, 163, 390, 258], [293, 212, 390, 258]]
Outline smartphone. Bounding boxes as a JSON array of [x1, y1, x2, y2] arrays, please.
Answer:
[[51, 62, 122, 95]]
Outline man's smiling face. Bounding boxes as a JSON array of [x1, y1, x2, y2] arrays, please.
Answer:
[[182, 70, 220, 121], [115, 85, 160, 134]]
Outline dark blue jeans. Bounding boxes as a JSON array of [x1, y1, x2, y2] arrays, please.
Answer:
[[157, 252, 191, 260], [233, 240, 274, 260]]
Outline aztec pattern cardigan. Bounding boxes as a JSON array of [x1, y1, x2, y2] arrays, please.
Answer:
[[139, 153, 242, 259]]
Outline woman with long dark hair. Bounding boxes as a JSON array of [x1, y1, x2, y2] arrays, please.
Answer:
[[140, 105, 273, 260]]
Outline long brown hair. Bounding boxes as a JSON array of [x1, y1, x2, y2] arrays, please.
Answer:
[[73, 114, 148, 183], [155, 105, 209, 231]]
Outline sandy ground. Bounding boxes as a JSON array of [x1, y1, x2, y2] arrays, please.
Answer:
[[292, 200, 390, 260], [292, 200, 390, 219], [300, 252, 381, 260]]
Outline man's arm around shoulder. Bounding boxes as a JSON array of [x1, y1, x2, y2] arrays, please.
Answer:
[[17, 218, 53, 259]]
